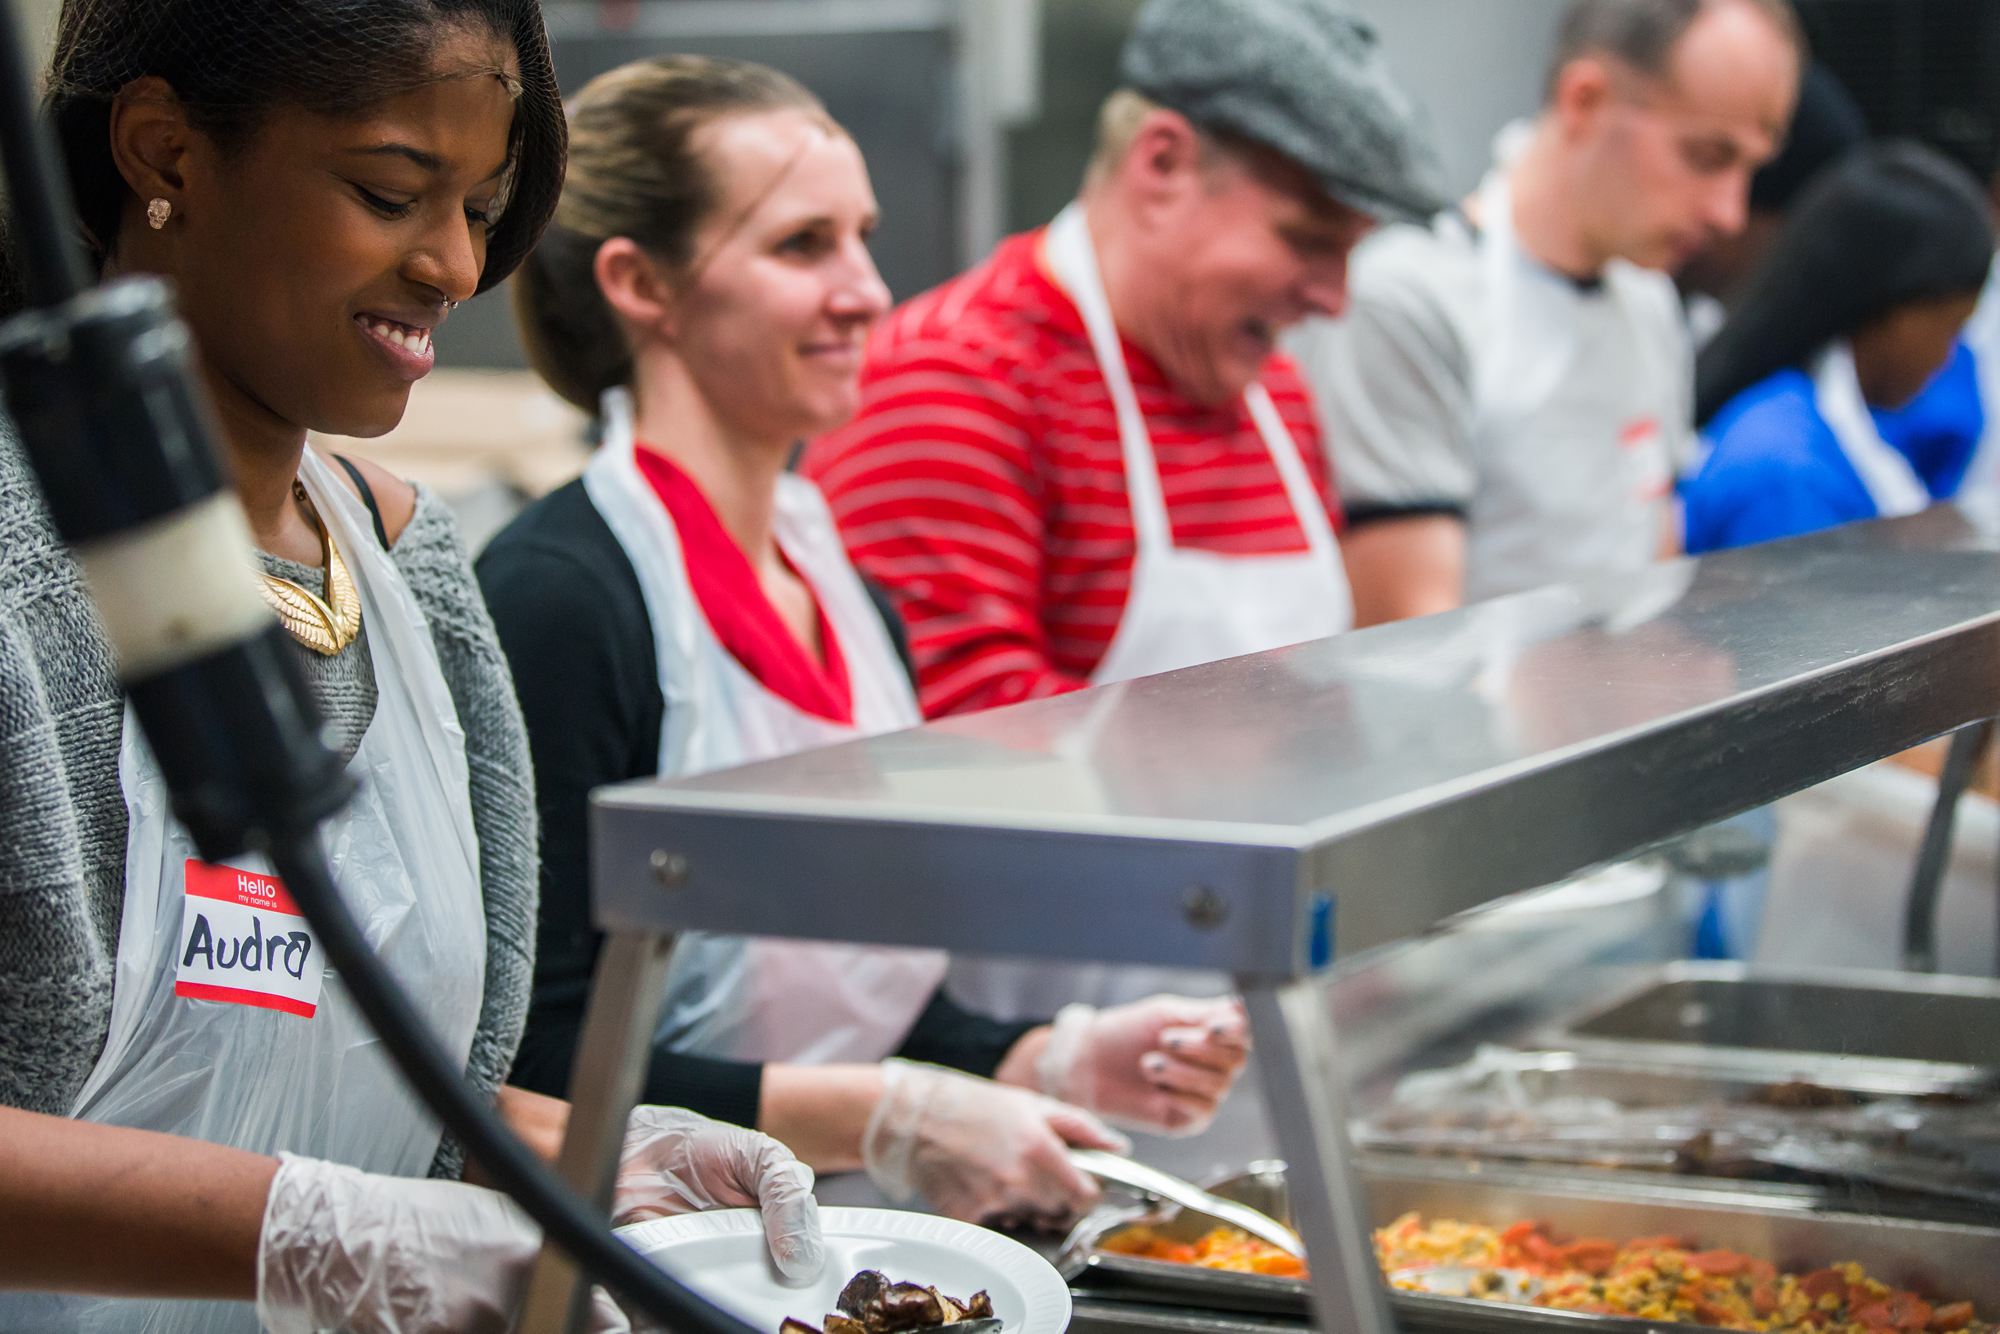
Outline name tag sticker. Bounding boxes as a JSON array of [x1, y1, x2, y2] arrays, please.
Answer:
[[174, 860, 325, 1017]]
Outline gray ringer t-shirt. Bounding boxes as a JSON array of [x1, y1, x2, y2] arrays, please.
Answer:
[[1288, 209, 1692, 603]]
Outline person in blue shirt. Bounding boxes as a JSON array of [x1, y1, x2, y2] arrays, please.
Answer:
[[1683, 141, 1994, 553]]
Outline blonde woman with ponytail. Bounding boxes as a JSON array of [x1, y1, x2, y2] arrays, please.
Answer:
[[480, 54, 1251, 1228]]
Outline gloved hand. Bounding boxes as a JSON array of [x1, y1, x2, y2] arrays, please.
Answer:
[[861, 1059, 1129, 1227], [256, 1151, 630, 1334], [1036, 996, 1250, 1136], [612, 1104, 823, 1281]]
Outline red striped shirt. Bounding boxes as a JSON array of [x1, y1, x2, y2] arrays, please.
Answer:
[[802, 227, 1340, 718]]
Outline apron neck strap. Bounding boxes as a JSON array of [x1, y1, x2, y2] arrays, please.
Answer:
[[1243, 385, 1338, 556], [598, 386, 639, 462], [1044, 203, 1172, 548], [1813, 342, 1931, 518], [1043, 203, 1327, 556]]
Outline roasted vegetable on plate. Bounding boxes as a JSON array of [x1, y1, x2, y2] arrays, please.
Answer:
[[782, 1269, 997, 1334]]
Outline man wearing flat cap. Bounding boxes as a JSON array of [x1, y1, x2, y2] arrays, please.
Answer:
[[804, 0, 1440, 1015], [807, 0, 1438, 714], [1290, 0, 1801, 625]]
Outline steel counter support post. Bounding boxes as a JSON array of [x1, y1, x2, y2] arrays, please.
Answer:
[[1902, 718, 1993, 972], [1240, 977, 1391, 1334], [521, 929, 678, 1334]]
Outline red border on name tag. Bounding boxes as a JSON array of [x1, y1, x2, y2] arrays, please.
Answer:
[[173, 980, 319, 1018], [175, 860, 320, 1018], [184, 860, 303, 915]]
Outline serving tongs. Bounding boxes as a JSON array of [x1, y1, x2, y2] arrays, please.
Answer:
[[1068, 1149, 1306, 1259]]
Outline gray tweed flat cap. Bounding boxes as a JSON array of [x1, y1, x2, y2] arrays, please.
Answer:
[[1121, 0, 1446, 223]]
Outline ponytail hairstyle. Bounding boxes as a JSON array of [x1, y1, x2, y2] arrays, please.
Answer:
[[512, 54, 829, 413], [1696, 141, 1995, 425], [5, 0, 565, 315]]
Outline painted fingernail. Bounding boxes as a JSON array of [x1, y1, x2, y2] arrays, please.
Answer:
[[1143, 1052, 1168, 1074]]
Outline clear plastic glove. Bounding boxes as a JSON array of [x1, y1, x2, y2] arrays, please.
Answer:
[[256, 1152, 630, 1334], [1036, 996, 1250, 1136], [861, 1059, 1130, 1227], [612, 1104, 823, 1281]]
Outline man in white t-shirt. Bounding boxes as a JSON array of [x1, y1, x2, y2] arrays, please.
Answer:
[[1288, 0, 1801, 624]]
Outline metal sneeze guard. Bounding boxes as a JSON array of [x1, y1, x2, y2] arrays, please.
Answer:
[[526, 506, 2000, 1334]]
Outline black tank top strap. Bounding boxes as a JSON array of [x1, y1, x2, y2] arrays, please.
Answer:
[[332, 453, 393, 550]]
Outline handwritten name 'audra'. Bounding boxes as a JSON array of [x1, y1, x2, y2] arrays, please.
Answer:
[[181, 910, 313, 980]]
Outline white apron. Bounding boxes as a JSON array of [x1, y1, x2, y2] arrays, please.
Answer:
[[1951, 257, 2000, 516], [1462, 171, 1682, 602], [1814, 341, 1932, 518], [584, 390, 946, 1064], [6, 447, 488, 1334], [945, 204, 1353, 1020]]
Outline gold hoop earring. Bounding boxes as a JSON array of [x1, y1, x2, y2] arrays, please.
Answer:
[[146, 198, 171, 230]]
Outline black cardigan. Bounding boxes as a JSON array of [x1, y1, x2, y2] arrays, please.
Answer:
[[478, 478, 1037, 1127]]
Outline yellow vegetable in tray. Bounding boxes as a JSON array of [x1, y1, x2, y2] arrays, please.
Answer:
[[1102, 1214, 1993, 1334]]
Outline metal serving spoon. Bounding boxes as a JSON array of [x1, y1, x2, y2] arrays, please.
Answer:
[[1068, 1149, 1307, 1260]]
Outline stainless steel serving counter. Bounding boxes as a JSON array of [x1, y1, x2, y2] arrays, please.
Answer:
[[588, 509, 2000, 976], [528, 508, 2000, 1334]]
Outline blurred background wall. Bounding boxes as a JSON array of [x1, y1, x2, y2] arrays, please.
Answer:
[[16, 0, 2000, 549]]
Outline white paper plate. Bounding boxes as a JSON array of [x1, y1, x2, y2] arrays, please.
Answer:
[[618, 1206, 1071, 1334]]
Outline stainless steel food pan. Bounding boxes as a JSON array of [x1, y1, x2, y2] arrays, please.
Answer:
[[1543, 963, 2000, 1085], [1351, 1047, 2000, 1221], [1058, 1158, 2000, 1328], [1363, 1048, 1978, 1109]]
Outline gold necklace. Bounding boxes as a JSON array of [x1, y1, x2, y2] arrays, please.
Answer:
[[259, 481, 362, 655]]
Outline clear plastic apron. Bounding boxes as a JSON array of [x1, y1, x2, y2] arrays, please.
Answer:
[[584, 390, 946, 1064], [4, 447, 487, 1334], [1814, 341, 1932, 518], [945, 204, 1353, 1020], [1463, 171, 1680, 602]]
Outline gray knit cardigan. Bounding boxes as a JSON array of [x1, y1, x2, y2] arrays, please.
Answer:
[[0, 432, 538, 1178]]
